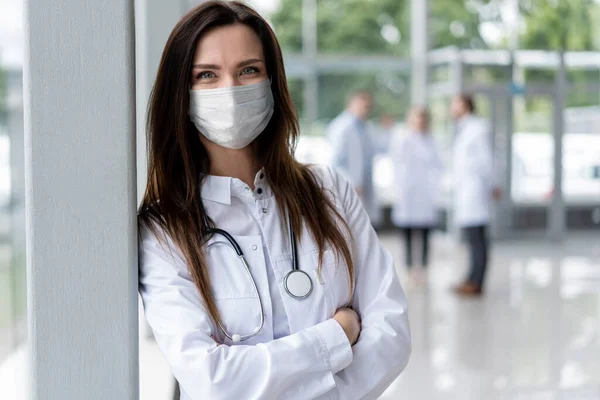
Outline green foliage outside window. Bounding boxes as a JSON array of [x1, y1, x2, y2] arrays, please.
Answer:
[[266, 0, 600, 124]]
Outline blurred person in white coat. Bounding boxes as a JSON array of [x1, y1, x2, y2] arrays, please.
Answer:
[[390, 106, 443, 284], [327, 91, 382, 225], [450, 94, 502, 297]]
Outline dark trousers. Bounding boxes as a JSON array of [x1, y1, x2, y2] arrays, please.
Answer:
[[400, 227, 431, 268], [464, 225, 489, 287]]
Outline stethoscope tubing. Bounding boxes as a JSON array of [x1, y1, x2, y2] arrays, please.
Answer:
[[203, 211, 311, 342], [204, 227, 243, 256], [216, 255, 265, 342]]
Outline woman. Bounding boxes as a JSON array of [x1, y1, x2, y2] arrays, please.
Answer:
[[390, 106, 443, 283], [138, 2, 411, 399]]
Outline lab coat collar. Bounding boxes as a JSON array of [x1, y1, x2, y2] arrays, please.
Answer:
[[342, 110, 364, 125], [201, 168, 270, 205], [456, 114, 474, 131], [200, 175, 232, 205]]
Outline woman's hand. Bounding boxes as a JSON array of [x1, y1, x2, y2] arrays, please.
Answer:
[[333, 308, 361, 346]]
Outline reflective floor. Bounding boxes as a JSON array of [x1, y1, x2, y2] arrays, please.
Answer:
[[381, 233, 600, 400]]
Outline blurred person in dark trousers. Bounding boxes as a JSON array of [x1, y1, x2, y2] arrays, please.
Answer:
[[450, 94, 502, 296], [390, 106, 443, 285]]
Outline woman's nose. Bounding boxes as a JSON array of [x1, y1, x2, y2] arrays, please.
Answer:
[[219, 75, 243, 89]]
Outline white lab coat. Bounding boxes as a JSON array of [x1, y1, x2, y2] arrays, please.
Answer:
[[452, 115, 495, 227], [326, 112, 380, 225], [139, 165, 411, 400], [390, 130, 443, 227]]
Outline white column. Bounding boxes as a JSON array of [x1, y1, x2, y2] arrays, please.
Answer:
[[135, 0, 188, 205], [23, 0, 138, 399], [549, 52, 566, 240], [447, 51, 463, 239], [302, 0, 319, 124], [411, 0, 429, 106], [498, 58, 515, 239]]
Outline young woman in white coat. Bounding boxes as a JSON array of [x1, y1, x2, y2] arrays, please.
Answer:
[[390, 107, 443, 283], [137, 2, 411, 399]]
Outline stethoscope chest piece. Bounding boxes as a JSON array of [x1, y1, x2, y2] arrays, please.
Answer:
[[284, 269, 313, 299], [203, 209, 312, 342]]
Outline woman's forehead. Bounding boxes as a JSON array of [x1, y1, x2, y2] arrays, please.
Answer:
[[193, 24, 264, 64]]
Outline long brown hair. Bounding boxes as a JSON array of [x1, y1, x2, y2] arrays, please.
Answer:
[[139, 1, 354, 328]]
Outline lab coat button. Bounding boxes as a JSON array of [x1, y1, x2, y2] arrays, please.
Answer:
[[251, 245, 258, 251]]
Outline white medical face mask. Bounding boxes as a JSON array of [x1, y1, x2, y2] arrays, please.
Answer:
[[189, 79, 275, 149]]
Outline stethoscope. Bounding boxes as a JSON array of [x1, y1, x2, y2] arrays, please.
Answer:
[[203, 213, 313, 343]]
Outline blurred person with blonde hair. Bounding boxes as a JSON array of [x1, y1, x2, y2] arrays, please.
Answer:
[[390, 106, 443, 284]]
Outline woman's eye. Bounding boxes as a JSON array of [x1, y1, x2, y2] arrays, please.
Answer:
[[197, 71, 215, 80], [241, 67, 259, 76]]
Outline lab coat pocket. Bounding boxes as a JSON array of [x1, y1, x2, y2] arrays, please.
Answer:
[[313, 249, 352, 315], [204, 234, 268, 345]]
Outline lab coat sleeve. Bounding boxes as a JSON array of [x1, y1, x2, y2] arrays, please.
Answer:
[[470, 123, 496, 189], [329, 126, 365, 189], [139, 226, 354, 400], [317, 167, 412, 399]]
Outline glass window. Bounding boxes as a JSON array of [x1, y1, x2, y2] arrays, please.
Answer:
[[512, 96, 554, 205], [268, 0, 410, 55], [0, 0, 27, 374], [430, 0, 500, 50], [0, 256, 12, 360], [317, 72, 410, 123], [286, 77, 305, 123], [523, 68, 554, 86], [264, 0, 303, 53], [428, 96, 453, 145], [428, 64, 451, 85], [563, 85, 600, 203], [464, 65, 511, 87], [316, 0, 408, 55], [520, 0, 600, 52], [429, 0, 600, 52]]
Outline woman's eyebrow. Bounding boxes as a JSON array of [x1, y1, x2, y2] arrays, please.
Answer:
[[192, 58, 264, 70], [237, 58, 264, 67], [193, 63, 221, 70]]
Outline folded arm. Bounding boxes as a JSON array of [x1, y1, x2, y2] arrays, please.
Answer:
[[139, 228, 354, 400], [316, 167, 412, 399]]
